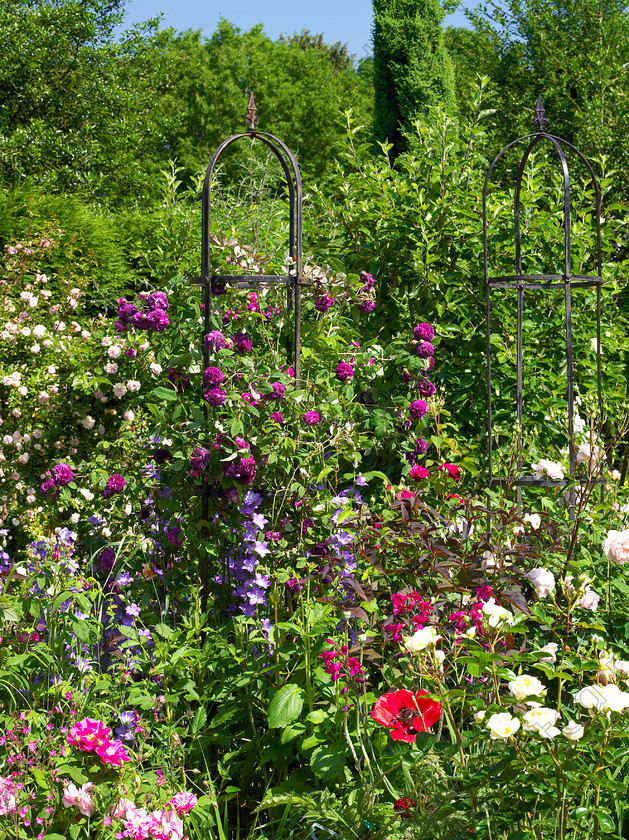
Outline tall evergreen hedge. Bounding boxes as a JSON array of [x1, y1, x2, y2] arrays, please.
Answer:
[[373, 0, 456, 156]]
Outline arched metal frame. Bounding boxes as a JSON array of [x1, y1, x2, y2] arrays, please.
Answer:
[[483, 98, 603, 515], [190, 95, 307, 610]]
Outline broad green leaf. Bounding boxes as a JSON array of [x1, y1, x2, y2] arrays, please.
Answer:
[[267, 683, 305, 728]]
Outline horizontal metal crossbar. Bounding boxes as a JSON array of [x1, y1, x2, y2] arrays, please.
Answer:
[[486, 273, 603, 290], [189, 274, 311, 287], [490, 476, 606, 487]]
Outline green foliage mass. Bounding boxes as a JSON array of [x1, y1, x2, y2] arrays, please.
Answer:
[[446, 0, 629, 202], [372, 0, 456, 157]]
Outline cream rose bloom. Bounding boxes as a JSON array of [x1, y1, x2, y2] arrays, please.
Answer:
[[522, 707, 560, 739], [525, 567, 555, 599], [575, 685, 607, 712], [481, 598, 513, 629], [487, 712, 520, 740], [509, 674, 546, 700], [537, 642, 559, 663], [562, 720, 585, 741], [602, 530, 629, 565], [600, 683, 629, 713], [404, 625, 441, 654]]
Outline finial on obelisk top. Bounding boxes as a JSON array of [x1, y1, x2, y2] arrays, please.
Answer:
[[246, 91, 258, 132], [532, 95, 549, 132]]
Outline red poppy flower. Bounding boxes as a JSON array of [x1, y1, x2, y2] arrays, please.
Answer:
[[372, 689, 442, 742]]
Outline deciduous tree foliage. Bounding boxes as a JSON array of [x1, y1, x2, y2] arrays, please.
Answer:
[[0, 0, 168, 206], [372, 0, 455, 157], [446, 0, 629, 200]]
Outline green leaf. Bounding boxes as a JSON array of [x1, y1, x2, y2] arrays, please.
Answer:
[[596, 811, 615, 833], [309, 744, 346, 780], [192, 706, 207, 734], [150, 386, 178, 402], [306, 709, 328, 725], [267, 683, 305, 728]]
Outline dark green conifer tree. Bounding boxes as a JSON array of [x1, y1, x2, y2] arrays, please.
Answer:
[[373, 0, 456, 156]]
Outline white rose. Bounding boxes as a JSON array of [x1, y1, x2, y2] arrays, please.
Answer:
[[123, 410, 135, 422], [481, 598, 513, 629], [486, 712, 520, 740], [126, 380, 141, 393], [525, 567, 555, 599], [79, 488, 95, 501], [509, 674, 546, 700], [524, 513, 541, 530], [600, 683, 629, 713], [80, 416, 95, 430], [108, 345, 122, 359], [33, 325, 46, 337], [531, 459, 565, 480], [522, 707, 560, 738], [602, 530, 629, 565], [576, 442, 601, 466], [149, 362, 162, 377], [404, 625, 442, 653], [578, 588, 600, 611], [113, 383, 127, 399], [575, 685, 607, 712], [474, 710, 487, 723], [537, 642, 559, 663], [104, 362, 118, 374], [563, 720, 584, 741]]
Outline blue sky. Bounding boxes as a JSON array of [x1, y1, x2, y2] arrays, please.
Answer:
[[120, 0, 473, 58]]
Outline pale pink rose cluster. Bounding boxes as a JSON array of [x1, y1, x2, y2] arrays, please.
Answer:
[[112, 792, 197, 839], [62, 781, 95, 816], [564, 575, 600, 611], [525, 567, 555, 599], [67, 717, 130, 767], [602, 530, 629, 565]]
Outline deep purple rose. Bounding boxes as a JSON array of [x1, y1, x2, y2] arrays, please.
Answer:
[[40, 477, 59, 498], [52, 463, 75, 487], [98, 547, 116, 572], [413, 322, 435, 341], [132, 312, 148, 330], [203, 366, 224, 388], [270, 411, 285, 425], [314, 294, 334, 312], [189, 447, 210, 478], [223, 456, 256, 485], [146, 309, 169, 332], [409, 400, 428, 420], [418, 380, 436, 397], [358, 299, 375, 313], [147, 292, 169, 311], [415, 341, 434, 359], [233, 332, 252, 353], [102, 474, 126, 498], [335, 362, 354, 381], [153, 448, 171, 464], [168, 367, 190, 393], [204, 330, 227, 352], [203, 387, 226, 407], [266, 382, 285, 400], [166, 526, 184, 546], [304, 410, 320, 426], [360, 271, 375, 289]]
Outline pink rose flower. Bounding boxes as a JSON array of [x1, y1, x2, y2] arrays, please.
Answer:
[[602, 530, 629, 565], [168, 792, 198, 815], [67, 718, 112, 752], [148, 809, 184, 840], [95, 738, 131, 766]]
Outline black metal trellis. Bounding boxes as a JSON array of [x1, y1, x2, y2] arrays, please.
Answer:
[[191, 93, 307, 611], [483, 96, 603, 515]]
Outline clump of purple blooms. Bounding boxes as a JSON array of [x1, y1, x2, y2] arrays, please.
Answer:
[[265, 382, 285, 400], [356, 270, 376, 313], [314, 293, 335, 312], [223, 456, 256, 485], [270, 411, 284, 425], [304, 410, 321, 426], [335, 362, 354, 382], [115, 291, 169, 333], [41, 462, 75, 497], [102, 474, 126, 499]]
